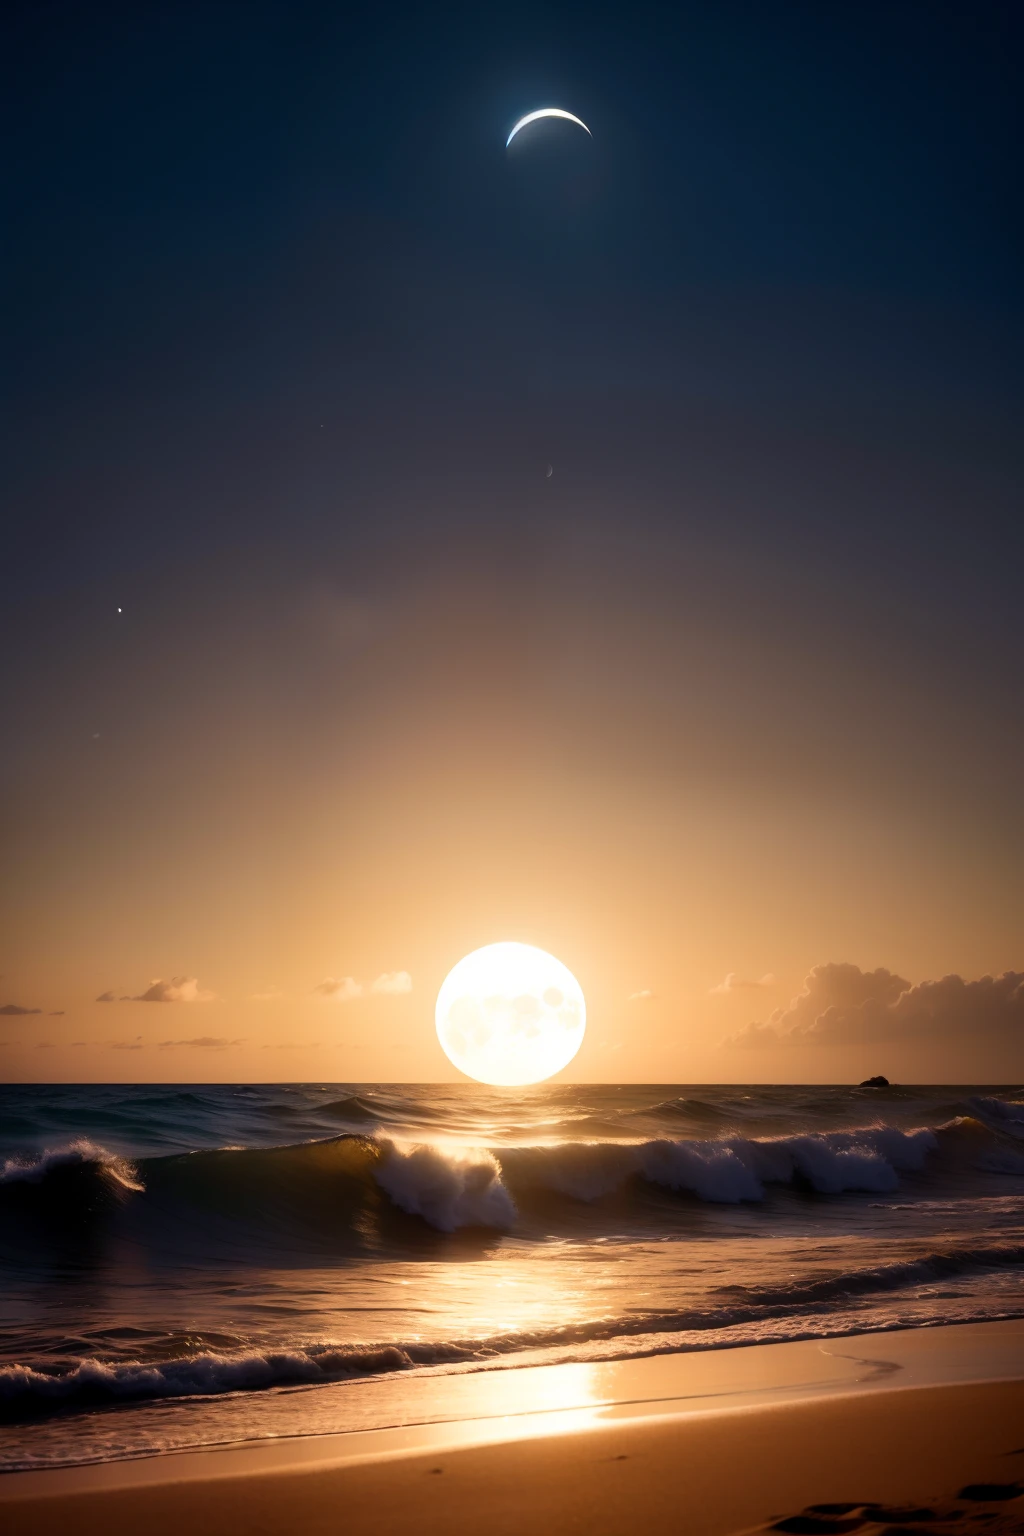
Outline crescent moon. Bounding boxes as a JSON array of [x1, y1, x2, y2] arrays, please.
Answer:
[[506, 108, 592, 149]]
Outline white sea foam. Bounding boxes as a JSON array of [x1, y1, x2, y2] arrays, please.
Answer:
[[640, 1138, 764, 1201], [0, 1122, 946, 1229], [373, 1141, 517, 1231], [4, 1239, 1024, 1421], [738, 1125, 937, 1196], [0, 1139, 142, 1191], [0, 1344, 425, 1412], [499, 1125, 938, 1206]]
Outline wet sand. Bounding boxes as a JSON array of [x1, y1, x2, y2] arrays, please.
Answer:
[[3, 1322, 1024, 1536]]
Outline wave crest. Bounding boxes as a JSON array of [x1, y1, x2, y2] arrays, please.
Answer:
[[503, 1125, 938, 1204], [0, 1343, 433, 1419], [2, 1114, 1019, 1247], [373, 1141, 516, 1231], [0, 1139, 142, 1192]]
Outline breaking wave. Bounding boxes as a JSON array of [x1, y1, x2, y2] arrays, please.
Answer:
[[3, 1112, 1024, 1248], [0, 1343, 442, 1419], [0, 1138, 142, 1191], [374, 1142, 516, 1231], [500, 1124, 937, 1204]]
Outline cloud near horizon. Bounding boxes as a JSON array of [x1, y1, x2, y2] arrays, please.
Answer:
[[98, 978, 214, 1003], [728, 963, 1024, 1050], [315, 976, 362, 1001], [710, 972, 777, 995], [628, 989, 656, 1002], [0, 1003, 42, 1016], [315, 972, 412, 1001], [158, 1036, 245, 1049], [370, 971, 412, 995], [136, 976, 214, 1003]]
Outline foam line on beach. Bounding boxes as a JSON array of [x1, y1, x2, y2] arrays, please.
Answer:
[[5, 1241, 1024, 1421]]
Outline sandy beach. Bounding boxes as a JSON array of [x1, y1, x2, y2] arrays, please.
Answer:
[[4, 1320, 1024, 1536]]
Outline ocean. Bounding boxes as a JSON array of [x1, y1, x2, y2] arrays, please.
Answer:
[[3, 1082, 1024, 1472]]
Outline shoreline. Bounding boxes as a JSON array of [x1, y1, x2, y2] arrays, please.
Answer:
[[4, 1320, 1024, 1533]]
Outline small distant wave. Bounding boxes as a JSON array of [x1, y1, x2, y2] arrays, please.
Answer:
[[319, 1095, 387, 1124], [632, 1096, 737, 1124], [319, 1093, 455, 1131], [715, 1241, 1024, 1307]]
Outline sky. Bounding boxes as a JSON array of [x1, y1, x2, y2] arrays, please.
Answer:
[[2, 0, 1022, 1084]]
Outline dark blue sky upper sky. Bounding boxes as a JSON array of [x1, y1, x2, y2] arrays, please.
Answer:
[[3, 0, 1021, 650], [2, 0, 1020, 754], [5, 2, 1021, 507]]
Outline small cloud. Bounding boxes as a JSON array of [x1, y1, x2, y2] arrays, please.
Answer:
[[371, 971, 412, 995], [96, 991, 117, 1003], [314, 977, 363, 1002], [726, 1020, 783, 1048], [35, 1041, 54, 1049], [628, 989, 656, 1002], [49, 1010, 65, 1016], [0, 1003, 42, 1016], [158, 1036, 245, 1050], [315, 972, 412, 1001], [109, 1036, 144, 1051], [134, 977, 214, 1004], [709, 972, 777, 995]]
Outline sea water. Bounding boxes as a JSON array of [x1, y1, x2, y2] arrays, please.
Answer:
[[2, 1082, 1024, 1470]]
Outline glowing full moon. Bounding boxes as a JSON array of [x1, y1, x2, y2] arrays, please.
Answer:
[[435, 942, 586, 1087]]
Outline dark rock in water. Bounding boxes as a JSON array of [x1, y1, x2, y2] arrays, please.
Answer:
[[859, 1075, 890, 1087]]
